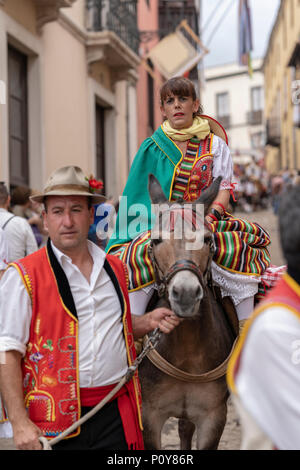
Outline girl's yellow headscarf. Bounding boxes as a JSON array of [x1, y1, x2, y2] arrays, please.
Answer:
[[162, 116, 210, 142]]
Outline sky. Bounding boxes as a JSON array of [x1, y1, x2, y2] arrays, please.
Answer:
[[201, 0, 281, 67]]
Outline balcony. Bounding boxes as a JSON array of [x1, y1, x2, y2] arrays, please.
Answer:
[[86, 0, 140, 75], [159, 0, 198, 39], [33, 0, 77, 30], [247, 109, 263, 126], [266, 118, 281, 147], [86, 0, 139, 55]]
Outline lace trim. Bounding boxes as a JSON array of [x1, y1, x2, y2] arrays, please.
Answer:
[[211, 261, 260, 306], [220, 179, 232, 190]]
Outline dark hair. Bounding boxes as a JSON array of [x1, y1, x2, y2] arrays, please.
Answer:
[[0, 183, 9, 206], [278, 185, 300, 269], [160, 77, 203, 114], [11, 186, 31, 206]]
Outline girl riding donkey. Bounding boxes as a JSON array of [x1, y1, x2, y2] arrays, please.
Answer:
[[106, 77, 276, 326]]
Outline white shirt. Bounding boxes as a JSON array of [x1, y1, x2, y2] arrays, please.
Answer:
[[0, 228, 8, 269], [0, 208, 38, 262], [235, 306, 300, 450], [211, 135, 233, 191], [0, 240, 128, 387]]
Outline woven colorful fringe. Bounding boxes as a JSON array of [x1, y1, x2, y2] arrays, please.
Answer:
[[211, 213, 271, 276]]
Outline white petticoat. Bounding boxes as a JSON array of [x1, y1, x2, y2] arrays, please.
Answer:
[[211, 261, 260, 306]]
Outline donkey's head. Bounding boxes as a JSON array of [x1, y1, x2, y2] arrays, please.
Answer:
[[148, 174, 221, 318]]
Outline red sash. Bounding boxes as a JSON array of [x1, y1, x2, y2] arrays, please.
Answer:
[[80, 381, 144, 450]]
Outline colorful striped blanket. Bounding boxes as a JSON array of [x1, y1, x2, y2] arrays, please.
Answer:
[[110, 212, 271, 292]]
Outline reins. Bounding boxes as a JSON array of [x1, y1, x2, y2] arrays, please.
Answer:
[[144, 334, 239, 383]]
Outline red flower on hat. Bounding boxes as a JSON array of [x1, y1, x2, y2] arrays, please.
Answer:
[[89, 179, 103, 190], [85, 176, 104, 193]]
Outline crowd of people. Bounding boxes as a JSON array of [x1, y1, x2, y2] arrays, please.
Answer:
[[231, 163, 300, 216], [0, 76, 299, 451], [269, 168, 300, 215]]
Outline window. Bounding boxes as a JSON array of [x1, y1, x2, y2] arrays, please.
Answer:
[[248, 86, 263, 125], [251, 132, 265, 149], [95, 103, 106, 185], [251, 86, 263, 111], [216, 92, 230, 128], [8, 46, 29, 187]]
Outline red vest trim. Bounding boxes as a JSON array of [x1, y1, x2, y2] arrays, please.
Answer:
[[227, 273, 300, 394], [8, 242, 142, 440]]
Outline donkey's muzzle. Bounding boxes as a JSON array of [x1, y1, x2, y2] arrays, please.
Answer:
[[169, 271, 203, 318]]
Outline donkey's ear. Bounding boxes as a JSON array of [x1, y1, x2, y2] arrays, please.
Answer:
[[148, 174, 168, 204], [195, 176, 222, 215]]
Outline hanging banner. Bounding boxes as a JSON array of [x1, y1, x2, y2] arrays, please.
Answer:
[[147, 21, 208, 79]]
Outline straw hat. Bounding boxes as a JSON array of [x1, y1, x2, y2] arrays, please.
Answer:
[[30, 166, 106, 204], [200, 115, 228, 145]]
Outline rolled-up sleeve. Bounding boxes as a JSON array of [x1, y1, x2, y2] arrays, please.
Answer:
[[211, 135, 233, 190], [0, 266, 32, 356]]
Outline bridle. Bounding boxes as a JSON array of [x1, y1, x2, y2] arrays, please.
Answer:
[[147, 233, 215, 299]]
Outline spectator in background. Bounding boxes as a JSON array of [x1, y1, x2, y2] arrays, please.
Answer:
[[10, 185, 32, 218], [293, 170, 300, 186], [271, 173, 283, 215], [243, 177, 255, 213], [11, 186, 46, 247], [88, 200, 115, 250], [85, 176, 116, 251], [0, 183, 38, 261]]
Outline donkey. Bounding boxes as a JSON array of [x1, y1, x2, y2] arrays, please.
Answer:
[[138, 174, 238, 450]]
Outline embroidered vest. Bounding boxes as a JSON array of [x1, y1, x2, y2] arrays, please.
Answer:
[[3, 241, 142, 439], [227, 273, 300, 394], [171, 134, 213, 202]]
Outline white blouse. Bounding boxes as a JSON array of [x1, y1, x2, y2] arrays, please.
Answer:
[[211, 135, 233, 191]]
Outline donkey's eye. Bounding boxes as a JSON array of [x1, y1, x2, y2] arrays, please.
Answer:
[[152, 238, 162, 246], [204, 235, 212, 245]]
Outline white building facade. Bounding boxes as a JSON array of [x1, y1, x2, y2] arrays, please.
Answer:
[[201, 59, 265, 165]]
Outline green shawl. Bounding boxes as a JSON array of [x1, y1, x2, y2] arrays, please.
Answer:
[[106, 126, 182, 253]]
